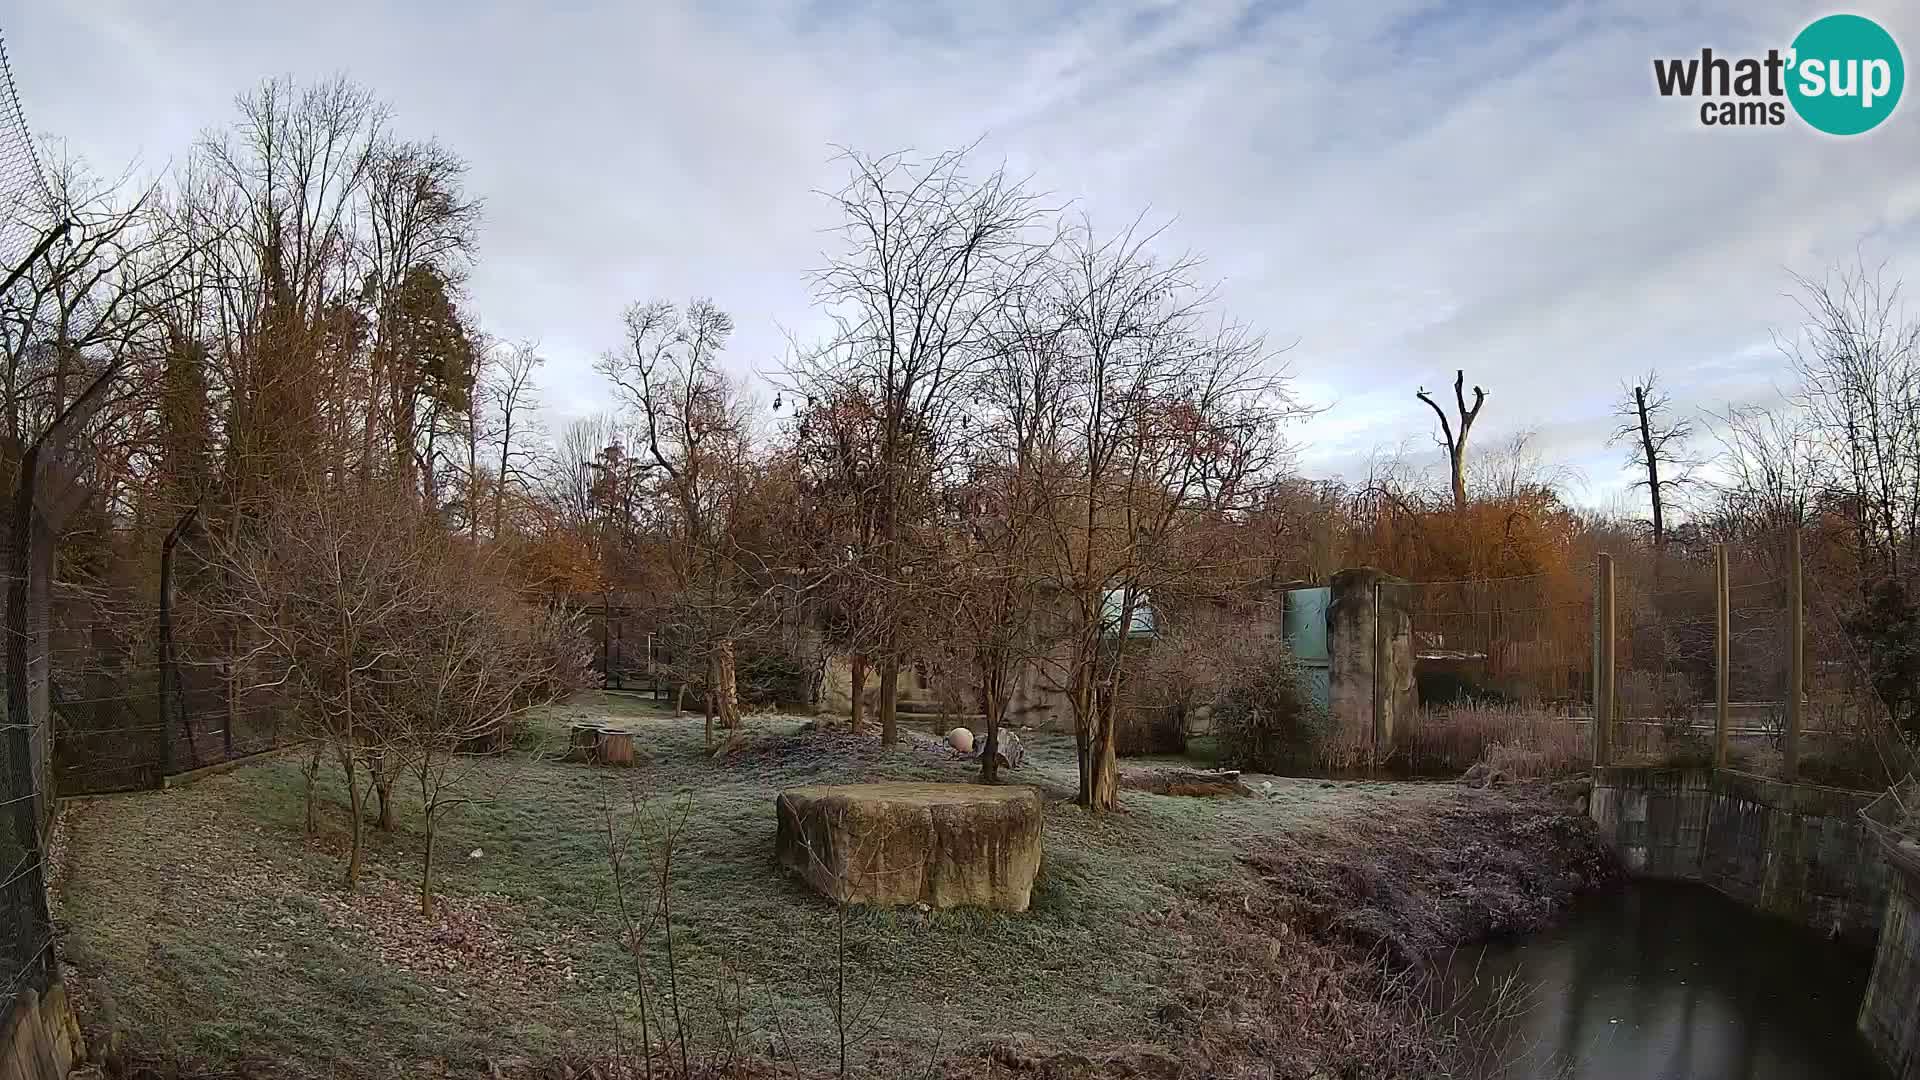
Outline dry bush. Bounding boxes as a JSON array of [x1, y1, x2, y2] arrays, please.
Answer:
[[1147, 785, 1615, 1079], [1400, 703, 1590, 778], [1211, 649, 1327, 773]]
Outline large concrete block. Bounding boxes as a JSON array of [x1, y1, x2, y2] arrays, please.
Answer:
[[1326, 567, 1416, 755], [776, 782, 1045, 912]]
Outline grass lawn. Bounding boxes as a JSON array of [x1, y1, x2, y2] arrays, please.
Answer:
[[55, 691, 1451, 1079]]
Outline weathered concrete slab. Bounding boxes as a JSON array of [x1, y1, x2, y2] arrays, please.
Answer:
[[775, 782, 1044, 911], [1859, 845, 1920, 1079], [1590, 766, 1886, 940]]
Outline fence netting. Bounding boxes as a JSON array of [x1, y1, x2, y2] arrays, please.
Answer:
[[1394, 532, 1910, 789], [0, 24, 56, 1018], [1383, 571, 1596, 776]]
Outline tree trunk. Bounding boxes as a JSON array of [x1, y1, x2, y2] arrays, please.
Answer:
[[1072, 666, 1094, 806], [848, 652, 868, 733], [703, 655, 717, 751], [372, 759, 397, 832], [372, 768, 395, 826], [713, 638, 741, 728], [878, 653, 899, 747], [421, 809, 437, 916], [1087, 699, 1119, 811], [303, 742, 323, 837], [979, 662, 1004, 784], [1634, 385, 1666, 548], [339, 747, 364, 891]]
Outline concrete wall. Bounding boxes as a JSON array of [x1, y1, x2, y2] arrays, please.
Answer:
[[1590, 766, 1887, 941], [0, 977, 81, 1080], [1326, 568, 1416, 754], [1860, 842, 1920, 1079]]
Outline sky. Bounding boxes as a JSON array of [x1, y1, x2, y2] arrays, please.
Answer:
[[8, 0, 1920, 506]]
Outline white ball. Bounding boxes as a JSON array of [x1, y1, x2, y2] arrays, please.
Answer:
[[947, 727, 974, 753]]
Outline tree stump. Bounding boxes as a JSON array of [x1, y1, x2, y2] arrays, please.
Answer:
[[568, 724, 602, 762], [775, 783, 1044, 911], [598, 729, 636, 766]]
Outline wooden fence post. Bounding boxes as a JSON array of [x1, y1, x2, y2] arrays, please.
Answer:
[[1594, 554, 1615, 768], [1715, 544, 1730, 769], [1784, 529, 1804, 781]]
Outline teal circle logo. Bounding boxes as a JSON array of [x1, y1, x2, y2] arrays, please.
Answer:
[[1787, 14, 1904, 135]]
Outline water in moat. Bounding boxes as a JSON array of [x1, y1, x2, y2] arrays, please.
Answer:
[[1445, 880, 1884, 1079]]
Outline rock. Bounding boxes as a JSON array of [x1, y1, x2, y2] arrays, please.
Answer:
[[947, 727, 974, 753], [775, 782, 1045, 911]]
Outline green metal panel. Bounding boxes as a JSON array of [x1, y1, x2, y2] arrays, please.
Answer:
[[1101, 588, 1156, 637], [1285, 586, 1331, 711]]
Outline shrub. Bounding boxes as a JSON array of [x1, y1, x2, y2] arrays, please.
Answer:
[[1214, 650, 1326, 772], [736, 648, 811, 710]]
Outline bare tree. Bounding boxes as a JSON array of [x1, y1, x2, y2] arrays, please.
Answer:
[[1609, 373, 1697, 548], [488, 340, 544, 540], [1031, 217, 1299, 809], [1783, 264, 1920, 579], [795, 145, 1056, 746], [209, 481, 442, 890], [596, 299, 761, 748], [1416, 369, 1487, 512], [392, 561, 584, 914]]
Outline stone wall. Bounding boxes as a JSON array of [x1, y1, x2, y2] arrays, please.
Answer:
[[0, 976, 81, 1080], [1859, 841, 1920, 1079], [1590, 766, 1886, 941]]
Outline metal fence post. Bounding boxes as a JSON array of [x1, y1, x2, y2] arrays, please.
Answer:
[[1594, 554, 1615, 768], [1784, 528, 1804, 781], [1714, 543, 1730, 769]]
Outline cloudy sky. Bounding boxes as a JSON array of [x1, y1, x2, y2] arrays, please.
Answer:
[[9, 0, 1919, 505]]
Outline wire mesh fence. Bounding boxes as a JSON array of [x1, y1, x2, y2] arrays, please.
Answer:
[[1383, 571, 1596, 776], [42, 576, 290, 795], [1381, 529, 1913, 788], [0, 24, 57, 1018]]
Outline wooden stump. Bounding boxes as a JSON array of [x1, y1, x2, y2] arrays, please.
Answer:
[[599, 729, 635, 766], [568, 724, 602, 763]]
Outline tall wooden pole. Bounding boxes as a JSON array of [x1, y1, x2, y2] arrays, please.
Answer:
[[1714, 544, 1730, 769], [1594, 554, 1615, 768], [1784, 529, 1804, 781]]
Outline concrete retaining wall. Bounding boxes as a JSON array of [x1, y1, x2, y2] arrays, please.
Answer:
[[1860, 842, 1920, 1079], [1590, 766, 1886, 940], [0, 977, 81, 1080]]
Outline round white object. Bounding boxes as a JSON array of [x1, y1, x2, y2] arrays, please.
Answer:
[[947, 727, 975, 753]]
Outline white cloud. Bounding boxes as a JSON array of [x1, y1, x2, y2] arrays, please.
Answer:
[[9, 0, 1919, 505]]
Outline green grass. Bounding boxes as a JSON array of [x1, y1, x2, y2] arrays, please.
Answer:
[[56, 692, 1444, 1078]]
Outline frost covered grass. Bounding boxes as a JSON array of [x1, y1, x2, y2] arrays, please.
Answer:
[[57, 691, 1604, 1078]]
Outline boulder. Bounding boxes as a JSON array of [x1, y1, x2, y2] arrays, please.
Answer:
[[775, 782, 1045, 911]]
